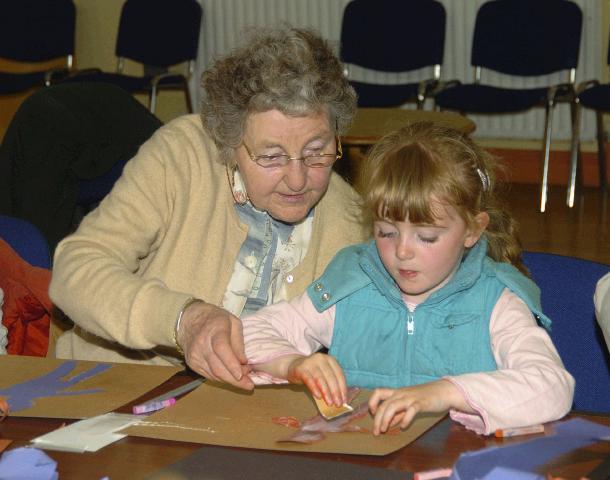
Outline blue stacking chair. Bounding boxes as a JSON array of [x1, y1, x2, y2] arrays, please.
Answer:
[[522, 251, 610, 413], [435, 0, 583, 213], [0, 0, 75, 95], [566, 37, 610, 207], [340, 0, 446, 109], [0, 214, 51, 269], [62, 0, 202, 113]]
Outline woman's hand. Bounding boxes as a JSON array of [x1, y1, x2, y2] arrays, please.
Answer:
[[176, 301, 254, 390], [286, 353, 347, 407], [368, 379, 467, 435]]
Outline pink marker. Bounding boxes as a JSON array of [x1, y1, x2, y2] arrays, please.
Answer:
[[132, 397, 176, 415], [414, 468, 453, 480]]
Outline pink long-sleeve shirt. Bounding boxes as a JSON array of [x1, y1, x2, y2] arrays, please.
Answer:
[[242, 288, 574, 435]]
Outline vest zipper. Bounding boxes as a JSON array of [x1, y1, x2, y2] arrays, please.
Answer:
[[407, 311, 415, 335]]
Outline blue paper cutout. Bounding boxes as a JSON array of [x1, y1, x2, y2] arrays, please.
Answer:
[[0, 447, 58, 480], [450, 418, 610, 480], [0, 360, 113, 412], [482, 467, 543, 480]]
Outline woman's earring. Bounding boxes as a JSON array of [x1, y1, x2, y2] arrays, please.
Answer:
[[226, 163, 249, 205]]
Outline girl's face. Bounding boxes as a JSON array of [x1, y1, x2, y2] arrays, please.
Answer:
[[374, 202, 487, 305]]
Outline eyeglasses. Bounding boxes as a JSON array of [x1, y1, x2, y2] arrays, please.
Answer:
[[242, 136, 343, 169]]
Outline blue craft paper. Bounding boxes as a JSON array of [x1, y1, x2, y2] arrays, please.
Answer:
[[0, 447, 58, 480], [554, 416, 610, 438], [482, 467, 543, 480], [0, 360, 112, 412], [450, 418, 610, 480]]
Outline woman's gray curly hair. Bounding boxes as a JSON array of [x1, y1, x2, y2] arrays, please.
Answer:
[[200, 27, 357, 163]]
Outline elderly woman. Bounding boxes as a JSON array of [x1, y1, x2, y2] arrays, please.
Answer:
[[49, 27, 367, 389]]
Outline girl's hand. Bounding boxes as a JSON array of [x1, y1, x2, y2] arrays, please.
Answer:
[[368, 380, 464, 435], [287, 353, 347, 407]]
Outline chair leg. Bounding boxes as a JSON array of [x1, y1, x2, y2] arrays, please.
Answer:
[[567, 102, 582, 207], [540, 101, 555, 213], [596, 110, 608, 192], [183, 79, 194, 113], [149, 85, 158, 114]]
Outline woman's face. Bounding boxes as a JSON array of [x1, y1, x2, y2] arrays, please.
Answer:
[[234, 109, 336, 223]]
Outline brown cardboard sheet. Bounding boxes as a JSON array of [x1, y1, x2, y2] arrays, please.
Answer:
[[124, 381, 445, 456], [0, 355, 181, 418]]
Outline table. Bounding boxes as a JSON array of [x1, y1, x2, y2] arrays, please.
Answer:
[[1, 374, 609, 479], [342, 108, 476, 147], [336, 108, 476, 183]]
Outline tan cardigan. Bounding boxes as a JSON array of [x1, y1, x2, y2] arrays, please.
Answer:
[[49, 114, 368, 364]]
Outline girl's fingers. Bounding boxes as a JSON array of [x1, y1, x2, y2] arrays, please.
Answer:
[[315, 376, 334, 406], [389, 411, 406, 429], [374, 398, 413, 435], [293, 355, 348, 407], [373, 401, 394, 435], [327, 358, 348, 405], [368, 388, 393, 413], [399, 408, 417, 429], [302, 373, 322, 400], [381, 404, 400, 433], [318, 363, 344, 406]]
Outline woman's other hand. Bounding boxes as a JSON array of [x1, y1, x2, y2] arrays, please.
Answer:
[[177, 301, 254, 390], [368, 379, 466, 435], [287, 353, 347, 407]]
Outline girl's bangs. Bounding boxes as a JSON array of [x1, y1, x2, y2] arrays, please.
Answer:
[[368, 144, 445, 225]]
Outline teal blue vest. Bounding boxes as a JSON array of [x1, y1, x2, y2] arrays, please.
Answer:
[[307, 239, 549, 389]]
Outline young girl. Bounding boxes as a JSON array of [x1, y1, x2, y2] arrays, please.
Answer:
[[242, 122, 574, 436]]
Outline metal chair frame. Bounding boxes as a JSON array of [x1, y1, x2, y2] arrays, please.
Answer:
[[114, 53, 196, 115], [566, 75, 609, 207], [435, 0, 582, 212]]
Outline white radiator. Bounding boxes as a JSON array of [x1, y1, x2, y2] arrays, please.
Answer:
[[193, 0, 601, 141]]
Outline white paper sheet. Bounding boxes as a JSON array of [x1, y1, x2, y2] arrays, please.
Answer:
[[31, 413, 141, 453]]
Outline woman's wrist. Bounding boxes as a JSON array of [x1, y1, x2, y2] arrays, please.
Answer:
[[173, 297, 204, 355]]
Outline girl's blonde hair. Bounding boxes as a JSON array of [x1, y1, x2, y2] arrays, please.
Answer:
[[358, 122, 527, 275]]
